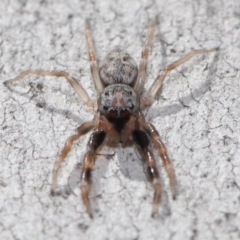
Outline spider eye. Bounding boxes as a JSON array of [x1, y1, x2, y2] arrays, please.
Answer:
[[130, 104, 134, 110], [123, 56, 130, 61], [105, 92, 109, 96]]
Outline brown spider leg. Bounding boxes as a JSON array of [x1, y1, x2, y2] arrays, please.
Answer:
[[141, 48, 217, 109], [51, 121, 97, 194], [132, 130, 162, 217], [80, 130, 106, 218], [139, 115, 176, 199], [85, 20, 104, 93], [4, 70, 97, 108], [134, 21, 156, 95]]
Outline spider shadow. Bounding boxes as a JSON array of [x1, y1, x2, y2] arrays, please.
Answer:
[[62, 142, 171, 217], [115, 144, 172, 216]]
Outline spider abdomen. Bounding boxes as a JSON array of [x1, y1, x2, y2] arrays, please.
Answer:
[[99, 48, 138, 86]]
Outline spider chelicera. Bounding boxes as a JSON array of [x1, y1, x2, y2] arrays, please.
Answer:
[[4, 20, 216, 217]]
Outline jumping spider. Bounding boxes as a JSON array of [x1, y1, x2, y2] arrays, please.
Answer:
[[4, 20, 216, 217]]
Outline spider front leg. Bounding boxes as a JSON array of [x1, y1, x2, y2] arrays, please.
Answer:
[[80, 130, 106, 218], [51, 120, 97, 194], [141, 48, 217, 109], [4, 70, 97, 108], [132, 130, 162, 217]]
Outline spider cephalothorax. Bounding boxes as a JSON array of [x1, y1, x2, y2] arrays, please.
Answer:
[[98, 84, 139, 132], [99, 84, 139, 114], [4, 19, 216, 218]]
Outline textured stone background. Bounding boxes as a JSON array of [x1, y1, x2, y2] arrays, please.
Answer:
[[1, 0, 240, 239]]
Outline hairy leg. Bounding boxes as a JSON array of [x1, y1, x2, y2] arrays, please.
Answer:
[[132, 129, 162, 217], [134, 21, 156, 95], [51, 112, 100, 194], [51, 121, 97, 194], [141, 48, 217, 109], [4, 70, 97, 108], [80, 130, 106, 218], [85, 20, 103, 93], [139, 115, 176, 199]]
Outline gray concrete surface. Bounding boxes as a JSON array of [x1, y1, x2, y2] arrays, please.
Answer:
[[1, 0, 240, 239]]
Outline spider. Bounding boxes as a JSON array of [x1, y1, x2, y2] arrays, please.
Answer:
[[4, 20, 216, 218]]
